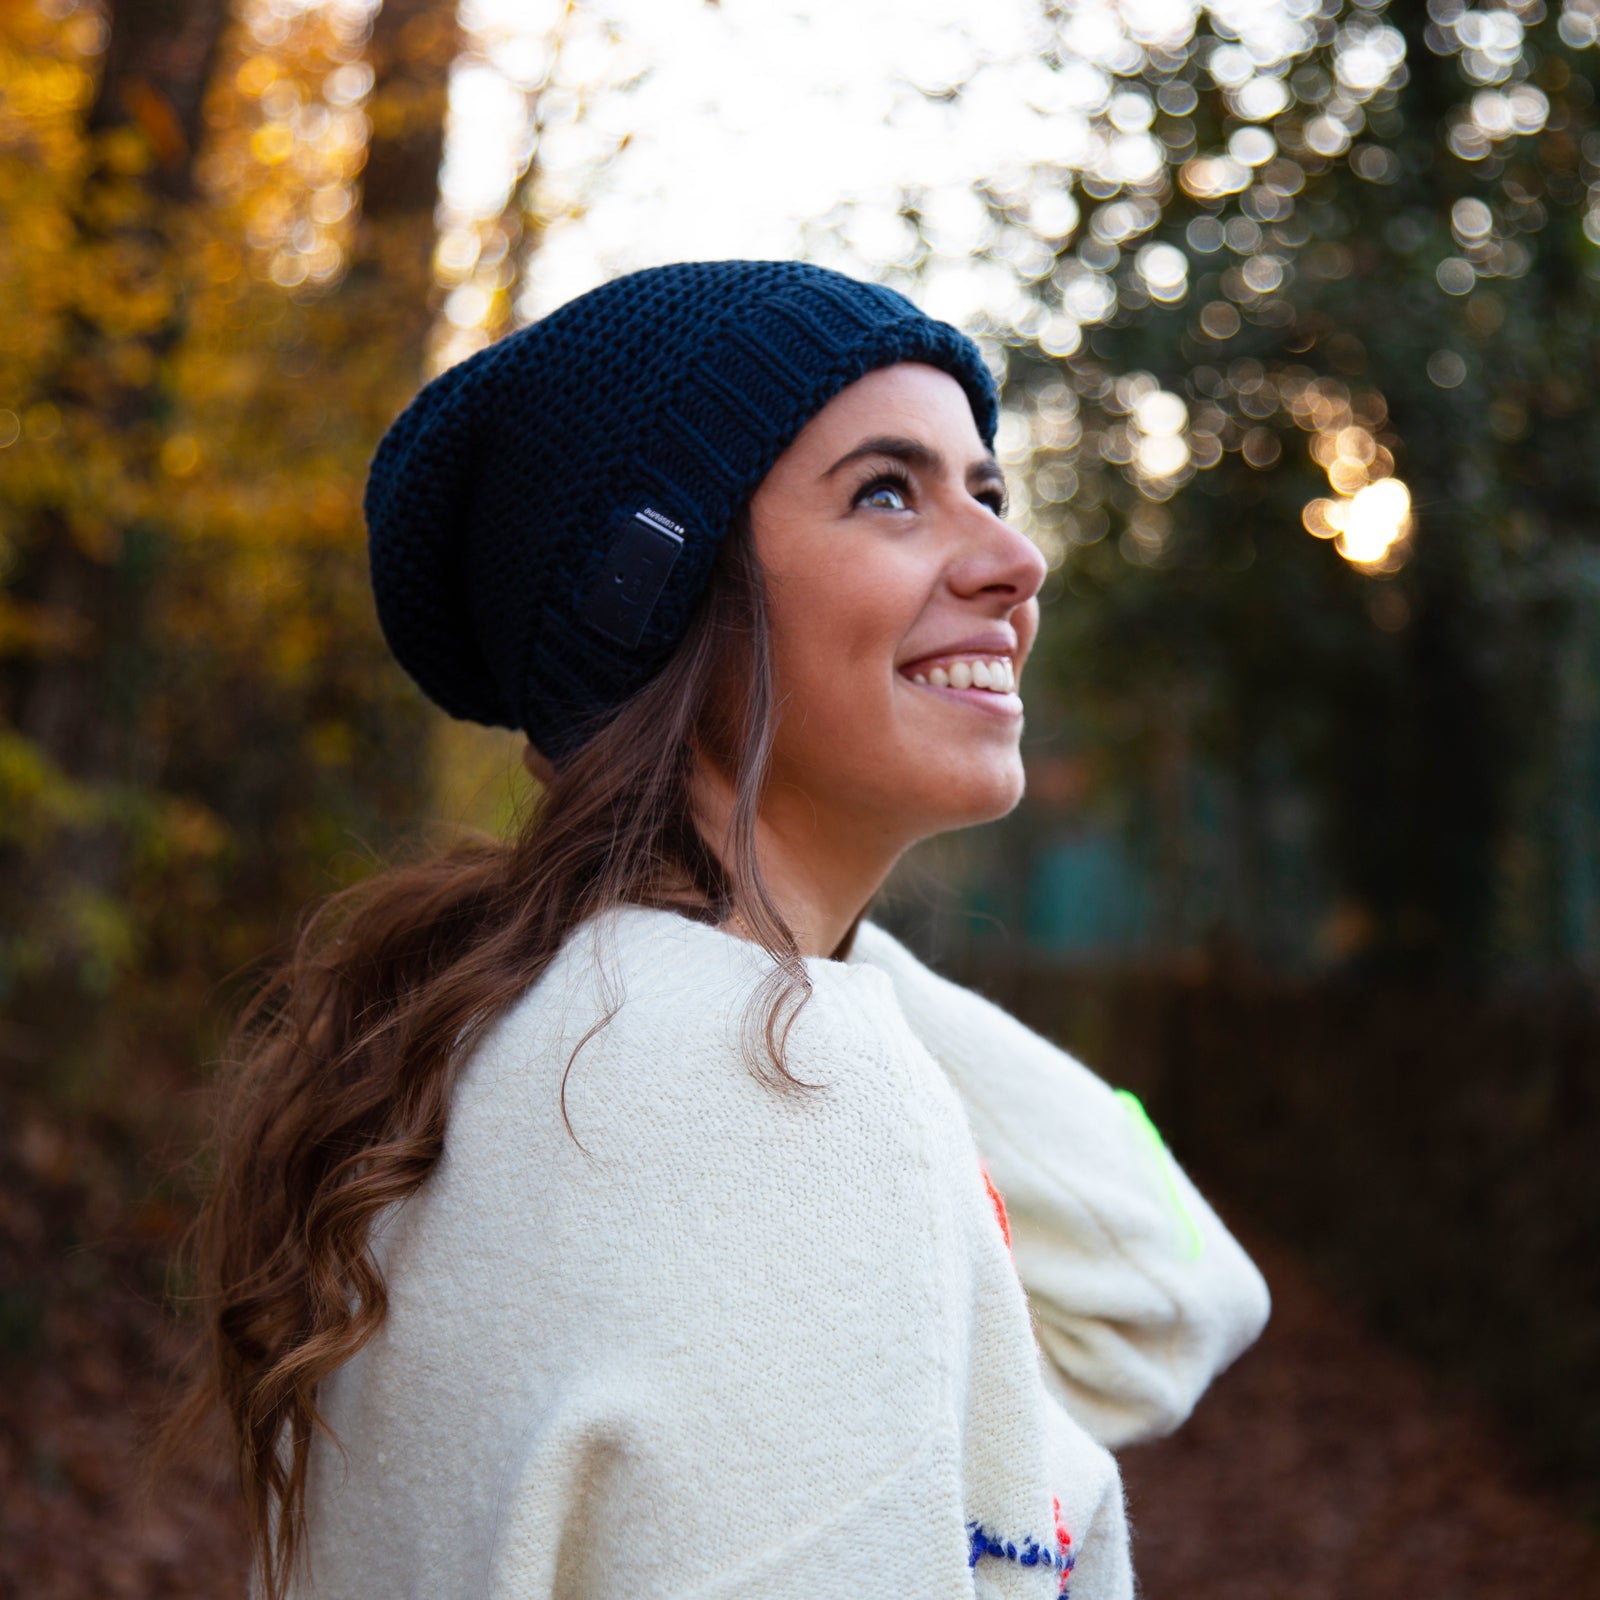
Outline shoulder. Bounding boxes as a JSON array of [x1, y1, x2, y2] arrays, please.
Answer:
[[559, 906, 912, 1078], [844, 921, 1128, 1149], [407, 908, 961, 1341], [847, 919, 990, 1011], [847, 919, 945, 993], [451, 907, 927, 1170], [848, 919, 1030, 1053]]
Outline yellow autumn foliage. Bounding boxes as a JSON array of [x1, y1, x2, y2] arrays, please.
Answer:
[[0, 0, 456, 1028]]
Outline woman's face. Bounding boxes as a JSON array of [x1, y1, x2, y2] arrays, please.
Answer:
[[748, 361, 1046, 851]]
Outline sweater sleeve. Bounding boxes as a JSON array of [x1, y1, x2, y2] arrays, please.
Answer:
[[849, 922, 1270, 1449]]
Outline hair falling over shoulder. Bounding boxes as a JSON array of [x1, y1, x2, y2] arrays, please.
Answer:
[[159, 515, 808, 1600]]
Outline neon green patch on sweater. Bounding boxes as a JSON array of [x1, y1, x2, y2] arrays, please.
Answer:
[[1114, 1089, 1204, 1261]]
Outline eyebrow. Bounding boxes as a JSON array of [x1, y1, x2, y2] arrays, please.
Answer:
[[822, 434, 1006, 492]]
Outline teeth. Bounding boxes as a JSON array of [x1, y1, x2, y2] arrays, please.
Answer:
[[910, 658, 1018, 694]]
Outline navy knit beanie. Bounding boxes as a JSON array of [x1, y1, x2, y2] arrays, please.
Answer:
[[365, 260, 999, 763]]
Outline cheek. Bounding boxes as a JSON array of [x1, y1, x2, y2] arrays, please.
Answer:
[[766, 550, 923, 700], [1017, 598, 1041, 663]]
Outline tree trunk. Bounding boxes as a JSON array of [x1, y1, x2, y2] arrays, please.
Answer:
[[1, 0, 231, 1008], [341, 0, 460, 371], [10, 0, 230, 743]]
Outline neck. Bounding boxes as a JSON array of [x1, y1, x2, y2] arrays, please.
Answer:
[[692, 763, 904, 958]]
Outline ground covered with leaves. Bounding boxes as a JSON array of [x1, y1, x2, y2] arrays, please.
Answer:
[[1, 1081, 1594, 1598], [1121, 1224, 1599, 1598]]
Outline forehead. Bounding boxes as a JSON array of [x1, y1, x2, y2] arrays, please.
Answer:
[[773, 363, 987, 471]]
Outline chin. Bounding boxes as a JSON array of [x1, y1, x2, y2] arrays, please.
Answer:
[[972, 772, 1027, 825], [918, 757, 1027, 834]]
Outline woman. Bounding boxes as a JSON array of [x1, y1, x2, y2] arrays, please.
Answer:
[[177, 261, 1268, 1599]]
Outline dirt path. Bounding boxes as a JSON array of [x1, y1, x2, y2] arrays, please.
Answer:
[[0, 1102, 246, 1600], [2, 1107, 1595, 1596], [1121, 1222, 1600, 1598]]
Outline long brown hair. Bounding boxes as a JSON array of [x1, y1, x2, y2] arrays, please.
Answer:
[[162, 510, 809, 1600]]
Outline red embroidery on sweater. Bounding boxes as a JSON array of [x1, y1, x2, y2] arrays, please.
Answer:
[[1052, 1494, 1072, 1549], [980, 1163, 1012, 1251], [1052, 1494, 1075, 1594]]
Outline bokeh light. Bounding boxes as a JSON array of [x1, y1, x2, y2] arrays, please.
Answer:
[[200, 0, 380, 293]]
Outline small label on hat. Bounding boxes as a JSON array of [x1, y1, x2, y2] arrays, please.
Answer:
[[583, 506, 686, 649]]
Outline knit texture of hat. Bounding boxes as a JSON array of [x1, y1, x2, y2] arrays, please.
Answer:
[[365, 259, 1000, 762]]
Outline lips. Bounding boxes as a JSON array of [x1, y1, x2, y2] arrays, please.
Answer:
[[897, 625, 1025, 719]]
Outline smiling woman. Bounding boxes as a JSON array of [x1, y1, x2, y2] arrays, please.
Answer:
[[726, 363, 1047, 955], [165, 261, 1268, 1600]]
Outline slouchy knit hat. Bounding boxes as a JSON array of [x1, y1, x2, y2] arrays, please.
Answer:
[[365, 259, 999, 763]]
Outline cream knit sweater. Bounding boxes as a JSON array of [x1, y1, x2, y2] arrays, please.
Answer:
[[299, 909, 1268, 1598]]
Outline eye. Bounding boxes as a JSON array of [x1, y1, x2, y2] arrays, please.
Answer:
[[854, 473, 913, 512], [974, 480, 1009, 517]]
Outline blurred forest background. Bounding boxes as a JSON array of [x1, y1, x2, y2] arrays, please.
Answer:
[[2, 0, 1599, 1593]]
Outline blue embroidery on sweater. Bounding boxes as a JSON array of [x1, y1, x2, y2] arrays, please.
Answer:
[[966, 1520, 1075, 1589]]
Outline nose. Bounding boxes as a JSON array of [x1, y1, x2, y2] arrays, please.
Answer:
[[947, 507, 1047, 611]]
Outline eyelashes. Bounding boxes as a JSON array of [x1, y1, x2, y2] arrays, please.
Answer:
[[851, 465, 915, 512], [848, 462, 1009, 517], [977, 483, 1009, 516]]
